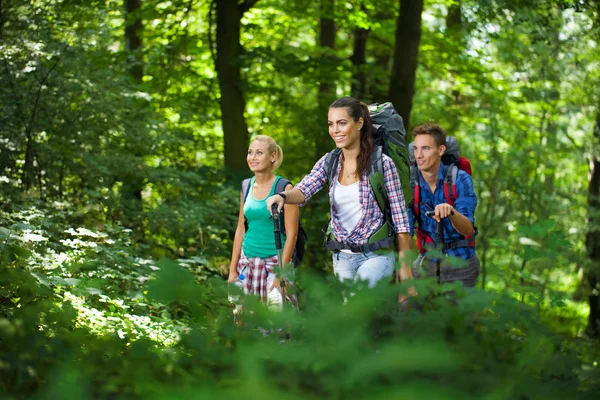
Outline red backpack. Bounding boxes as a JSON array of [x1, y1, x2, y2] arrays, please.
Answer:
[[408, 136, 476, 253]]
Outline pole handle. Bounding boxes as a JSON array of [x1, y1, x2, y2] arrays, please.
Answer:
[[271, 204, 282, 250]]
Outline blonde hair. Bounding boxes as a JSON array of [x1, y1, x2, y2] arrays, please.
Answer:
[[251, 135, 283, 170]]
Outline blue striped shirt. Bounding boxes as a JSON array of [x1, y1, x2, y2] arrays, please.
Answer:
[[409, 163, 477, 260], [296, 152, 410, 247]]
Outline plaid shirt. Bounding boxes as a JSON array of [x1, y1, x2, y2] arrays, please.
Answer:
[[237, 251, 297, 305], [408, 162, 477, 260], [296, 153, 410, 246]]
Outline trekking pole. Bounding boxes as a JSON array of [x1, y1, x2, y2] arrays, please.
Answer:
[[425, 211, 444, 285], [271, 203, 286, 306]]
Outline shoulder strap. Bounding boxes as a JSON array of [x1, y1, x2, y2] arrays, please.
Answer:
[[368, 147, 394, 238], [443, 165, 459, 206], [409, 164, 420, 217], [369, 146, 387, 214], [241, 178, 252, 205], [323, 149, 342, 185], [274, 177, 291, 236], [274, 177, 289, 193]]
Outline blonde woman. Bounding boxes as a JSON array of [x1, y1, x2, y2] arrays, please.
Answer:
[[228, 135, 299, 308]]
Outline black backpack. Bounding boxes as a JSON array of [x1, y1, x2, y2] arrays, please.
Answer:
[[241, 177, 307, 267], [322, 102, 412, 253]]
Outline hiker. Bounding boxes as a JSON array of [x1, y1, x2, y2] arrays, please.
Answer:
[[228, 135, 299, 305], [409, 123, 480, 287], [266, 96, 412, 288]]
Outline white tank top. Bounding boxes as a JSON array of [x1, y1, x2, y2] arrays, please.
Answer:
[[332, 180, 362, 235]]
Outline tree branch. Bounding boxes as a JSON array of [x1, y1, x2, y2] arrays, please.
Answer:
[[240, 0, 259, 14]]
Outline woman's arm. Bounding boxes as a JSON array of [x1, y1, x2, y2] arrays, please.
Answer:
[[381, 156, 414, 287], [228, 192, 246, 283], [280, 183, 299, 267], [266, 154, 330, 213]]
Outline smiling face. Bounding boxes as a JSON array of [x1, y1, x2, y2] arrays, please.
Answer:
[[413, 134, 446, 173], [328, 107, 363, 150], [247, 140, 275, 173]]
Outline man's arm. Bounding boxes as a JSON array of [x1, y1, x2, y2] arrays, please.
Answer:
[[432, 203, 474, 237]]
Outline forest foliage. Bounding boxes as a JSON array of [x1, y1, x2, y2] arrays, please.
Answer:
[[1, 0, 599, 398]]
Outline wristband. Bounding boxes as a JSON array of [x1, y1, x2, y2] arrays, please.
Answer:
[[276, 192, 287, 203]]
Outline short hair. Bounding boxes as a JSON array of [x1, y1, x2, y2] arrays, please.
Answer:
[[250, 135, 283, 170], [413, 123, 446, 147]]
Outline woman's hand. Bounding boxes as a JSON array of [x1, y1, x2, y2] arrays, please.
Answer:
[[269, 277, 281, 292], [396, 265, 418, 304], [227, 270, 239, 284], [266, 194, 285, 214]]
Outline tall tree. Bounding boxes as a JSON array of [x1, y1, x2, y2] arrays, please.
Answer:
[[215, 0, 258, 181], [445, 0, 464, 124], [122, 0, 146, 222], [585, 0, 600, 339], [446, 0, 462, 36], [388, 0, 423, 139], [124, 0, 143, 81], [586, 99, 600, 338], [350, 6, 369, 100], [316, 0, 336, 156]]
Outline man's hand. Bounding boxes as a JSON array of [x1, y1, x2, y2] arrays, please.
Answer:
[[431, 203, 454, 222]]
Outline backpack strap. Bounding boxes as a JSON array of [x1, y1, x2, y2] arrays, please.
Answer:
[[409, 164, 420, 217], [241, 178, 252, 205], [324, 147, 396, 254], [241, 178, 252, 231], [443, 164, 459, 206], [274, 177, 290, 195], [274, 177, 290, 235], [324, 237, 396, 253], [323, 148, 342, 185], [409, 166, 434, 254], [369, 146, 388, 215]]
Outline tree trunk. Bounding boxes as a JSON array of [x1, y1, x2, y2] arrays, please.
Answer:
[[388, 0, 423, 140], [445, 1, 461, 35], [0, 0, 4, 38], [350, 24, 369, 100], [444, 0, 463, 132], [585, 102, 600, 337], [215, 0, 257, 181], [122, 0, 145, 219], [124, 0, 143, 81], [316, 0, 336, 156]]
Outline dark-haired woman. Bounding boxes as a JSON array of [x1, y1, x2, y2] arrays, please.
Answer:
[[266, 97, 412, 287]]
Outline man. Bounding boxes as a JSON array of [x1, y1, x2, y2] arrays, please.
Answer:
[[409, 123, 480, 288]]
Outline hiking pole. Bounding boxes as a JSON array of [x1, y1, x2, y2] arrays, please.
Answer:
[[425, 211, 444, 285], [271, 203, 286, 306]]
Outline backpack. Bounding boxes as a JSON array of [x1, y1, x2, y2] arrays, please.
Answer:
[[322, 102, 412, 253], [408, 136, 476, 253], [241, 177, 307, 267]]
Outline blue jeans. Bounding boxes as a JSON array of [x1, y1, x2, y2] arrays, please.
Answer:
[[332, 251, 395, 288]]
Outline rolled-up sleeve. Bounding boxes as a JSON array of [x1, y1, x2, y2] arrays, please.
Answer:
[[295, 154, 330, 207], [382, 155, 410, 233], [453, 171, 477, 224]]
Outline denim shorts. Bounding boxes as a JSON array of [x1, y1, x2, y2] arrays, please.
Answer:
[[332, 251, 395, 288]]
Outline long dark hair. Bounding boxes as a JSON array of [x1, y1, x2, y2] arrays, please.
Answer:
[[329, 96, 373, 178]]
